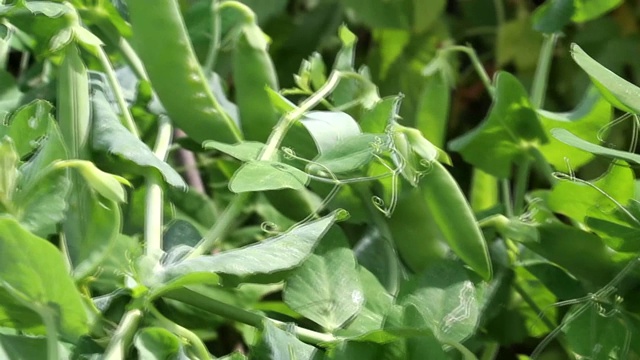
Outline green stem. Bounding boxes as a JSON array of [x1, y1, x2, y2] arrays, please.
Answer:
[[95, 23, 148, 81], [163, 287, 339, 346], [480, 342, 500, 360], [446, 46, 495, 98], [145, 115, 173, 254], [513, 159, 530, 216], [102, 309, 144, 360], [501, 179, 513, 218], [493, 0, 506, 27], [530, 33, 559, 109], [188, 71, 343, 258], [40, 309, 59, 360], [203, 0, 221, 74], [149, 305, 211, 359], [96, 47, 139, 137], [529, 147, 556, 185]]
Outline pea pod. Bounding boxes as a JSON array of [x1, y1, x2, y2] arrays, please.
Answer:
[[420, 161, 493, 280], [233, 21, 279, 142], [128, 0, 242, 144]]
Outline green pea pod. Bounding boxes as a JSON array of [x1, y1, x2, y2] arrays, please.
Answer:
[[420, 161, 493, 280], [233, 22, 279, 142], [128, 0, 242, 144]]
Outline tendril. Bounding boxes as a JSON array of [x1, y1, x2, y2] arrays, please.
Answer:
[[260, 221, 280, 235]]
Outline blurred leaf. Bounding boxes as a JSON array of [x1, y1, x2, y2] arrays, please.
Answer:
[[413, 0, 446, 34], [497, 16, 543, 70], [6, 100, 50, 158], [0, 71, 22, 117], [134, 327, 184, 360], [284, 229, 364, 331], [253, 320, 319, 360], [0, 334, 70, 359], [586, 217, 640, 252], [533, 0, 574, 33], [572, 0, 624, 23], [230, 161, 309, 193], [449, 72, 547, 178], [0, 218, 88, 340], [342, 0, 410, 29]]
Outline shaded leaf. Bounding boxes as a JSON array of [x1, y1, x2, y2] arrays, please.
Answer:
[[300, 111, 362, 155], [253, 320, 318, 360], [230, 161, 309, 193], [134, 327, 185, 360]]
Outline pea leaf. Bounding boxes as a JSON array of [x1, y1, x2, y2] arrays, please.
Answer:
[[252, 320, 319, 360], [0, 217, 88, 340], [342, 0, 410, 29], [342, 267, 395, 336], [91, 88, 187, 189], [572, 0, 624, 22], [299, 111, 362, 155], [399, 260, 480, 343], [284, 229, 364, 331], [570, 43, 640, 114], [552, 128, 640, 164], [548, 159, 634, 223], [229, 161, 309, 193], [532, 0, 574, 33], [538, 89, 612, 171], [307, 134, 389, 175], [134, 327, 184, 360], [449, 72, 547, 178], [0, 334, 70, 359], [6, 100, 51, 158], [203, 140, 266, 162], [158, 211, 339, 286]]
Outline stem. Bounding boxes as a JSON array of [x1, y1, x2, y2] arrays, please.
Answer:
[[529, 147, 556, 185], [163, 287, 339, 345], [501, 179, 513, 218], [513, 159, 530, 216], [187, 71, 343, 258], [530, 33, 559, 108], [446, 46, 495, 98], [103, 309, 144, 360], [95, 22, 148, 81], [40, 309, 59, 360], [174, 129, 206, 193], [480, 342, 500, 360], [203, 0, 221, 74], [97, 47, 140, 137], [149, 306, 211, 359], [493, 0, 505, 27]]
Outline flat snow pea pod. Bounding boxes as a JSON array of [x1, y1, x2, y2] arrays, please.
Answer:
[[420, 161, 493, 280], [128, 0, 242, 144], [233, 21, 279, 142]]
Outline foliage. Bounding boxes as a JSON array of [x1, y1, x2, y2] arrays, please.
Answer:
[[1, 0, 640, 359]]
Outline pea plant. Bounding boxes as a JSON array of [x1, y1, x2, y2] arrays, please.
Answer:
[[1, 0, 640, 359]]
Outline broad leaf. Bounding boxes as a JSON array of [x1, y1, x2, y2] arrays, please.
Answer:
[[533, 0, 574, 33], [284, 229, 364, 331], [399, 260, 480, 343], [449, 72, 547, 178], [570, 44, 640, 114], [203, 140, 266, 162], [252, 320, 319, 360], [342, 267, 395, 336], [158, 211, 339, 286], [307, 134, 390, 176], [299, 111, 362, 155], [91, 89, 186, 189], [6, 100, 51, 158], [134, 327, 186, 360], [229, 161, 309, 193], [0, 218, 88, 340], [548, 159, 634, 223], [586, 216, 640, 252], [0, 334, 70, 359], [572, 0, 624, 22]]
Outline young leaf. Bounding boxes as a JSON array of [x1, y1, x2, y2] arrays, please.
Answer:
[[54, 159, 129, 203], [0, 218, 89, 340], [229, 161, 309, 193], [284, 229, 364, 331], [158, 211, 340, 285], [449, 72, 547, 178], [91, 89, 187, 189], [570, 43, 640, 114], [299, 111, 362, 155]]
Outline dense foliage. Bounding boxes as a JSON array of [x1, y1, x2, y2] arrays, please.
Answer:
[[1, 0, 640, 359]]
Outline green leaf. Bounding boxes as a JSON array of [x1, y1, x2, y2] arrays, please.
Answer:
[[6, 100, 51, 158], [134, 327, 183, 360], [342, 0, 410, 29], [0, 70, 22, 117], [0, 137, 18, 211], [284, 229, 364, 331], [548, 159, 635, 223], [229, 161, 309, 193], [307, 134, 390, 176], [538, 89, 612, 171], [572, 0, 624, 22], [497, 17, 543, 70], [203, 140, 266, 162], [91, 88, 186, 189], [552, 127, 640, 165], [586, 217, 640, 252], [449, 72, 547, 178], [415, 72, 450, 148], [342, 267, 395, 336], [55, 160, 129, 203], [354, 228, 401, 294], [399, 260, 480, 343], [0, 217, 88, 340], [570, 43, 640, 114], [13, 120, 70, 237], [253, 320, 319, 360], [158, 211, 339, 286], [299, 111, 362, 155], [0, 334, 70, 359], [532, 0, 574, 33], [413, 0, 446, 33]]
